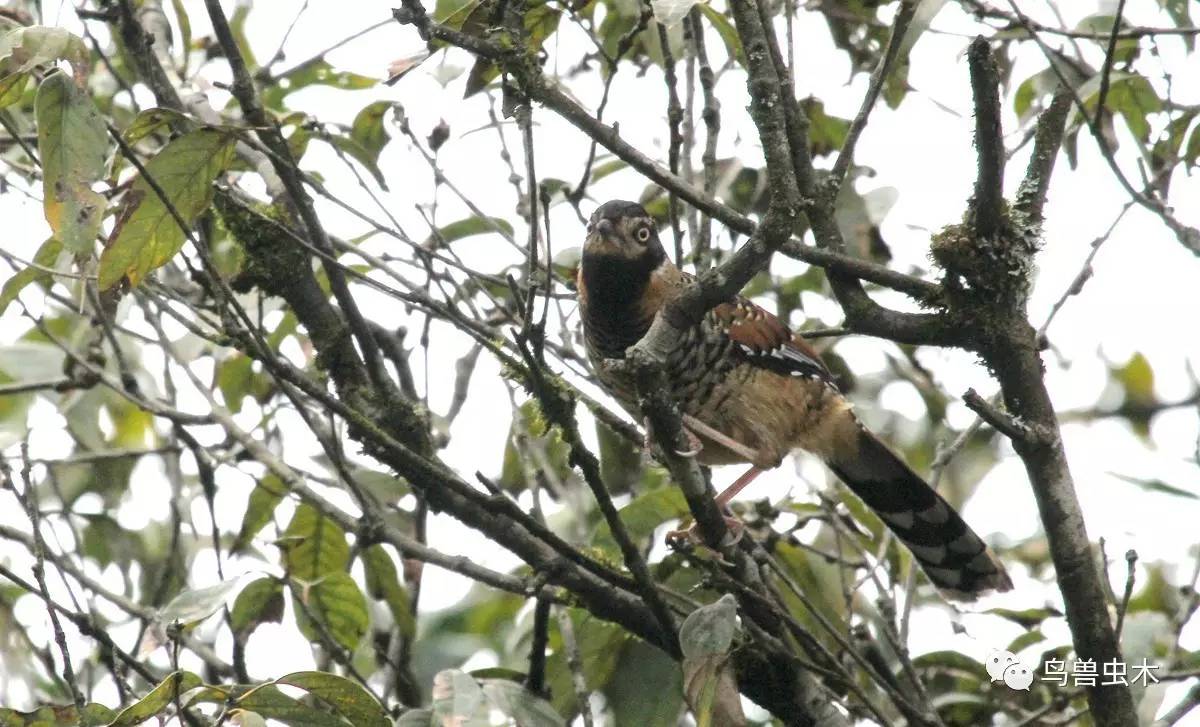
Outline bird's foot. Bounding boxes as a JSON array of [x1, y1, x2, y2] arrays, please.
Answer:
[[665, 516, 744, 549], [642, 418, 704, 458], [675, 427, 702, 458]]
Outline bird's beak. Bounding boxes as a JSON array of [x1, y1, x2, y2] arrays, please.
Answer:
[[595, 218, 615, 237]]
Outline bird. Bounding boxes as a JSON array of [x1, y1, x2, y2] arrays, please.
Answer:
[[575, 199, 1012, 600]]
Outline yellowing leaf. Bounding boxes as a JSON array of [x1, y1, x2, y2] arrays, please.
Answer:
[[0, 71, 27, 109], [35, 72, 109, 254], [107, 671, 203, 726], [98, 128, 236, 289]]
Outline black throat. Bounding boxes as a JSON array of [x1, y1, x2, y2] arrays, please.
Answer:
[[580, 247, 664, 359]]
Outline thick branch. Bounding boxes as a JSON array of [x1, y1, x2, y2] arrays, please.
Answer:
[[204, 0, 394, 396], [983, 327, 1138, 727]]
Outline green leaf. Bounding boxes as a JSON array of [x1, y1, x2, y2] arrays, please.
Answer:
[[427, 215, 514, 246], [217, 352, 253, 414], [498, 400, 571, 494], [595, 418, 642, 497], [1103, 74, 1162, 142], [35, 72, 109, 253], [123, 107, 192, 145], [0, 71, 27, 109], [697, 5, 743, 66], [261, 60, 376, 109], [350, 101, 398, 167], [98, 128, 237, 289], [1007, 628, 1046, 654], [591, 485, 688, 556], [800, 97, 850, 158], [1110, 472, 1199, 500], [1114, 352, 1155, 404], [294, 571, 370, 652], [480, 679, 565, 726], [157, 579, 239, 625], [464, 5, 560, 97], [80, 513, 144, 568], [234, 685, 353, 727], [231, 711, 267, 727], [0, 26, 88, 79], [1076, 15, 1139, 65], [325, 132, 388, 189], [605, 639, 684, 727], [395, 709, 434, 726], [0, 341, 66, 381], [276, 672, 391, 727], [1128, 563, 1174, 615], [0, 704, 114, 726], [233, 473, 288, 553], [106, 671, 203, 726], [2, 705, 113, 727], [1159, 0, 1194, 49], [683, 653, 744, 727], [228, 3, 258, 70], [589, 158, 628, 183], [169, 0, 192, 74], [434, 0, 480, 24], [282, 502, 350, 580], [230, 577, 285, 635], [0, 238, 62, 316], [985, 606, 1062, 629], [546, 612, 627, 715], [1013, 68, 1058, 123], [1187, 122, 1200, 169], [679, 594, 737, 660], [362, 544, 416, 639]]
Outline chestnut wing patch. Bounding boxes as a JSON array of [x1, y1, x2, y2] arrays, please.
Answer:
[[715, 299, 835, 386]]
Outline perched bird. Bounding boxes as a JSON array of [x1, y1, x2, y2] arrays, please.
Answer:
[[576, 200, 1012, 600]]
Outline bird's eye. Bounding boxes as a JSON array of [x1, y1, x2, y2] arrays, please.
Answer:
[[636, 226, 651, 243]]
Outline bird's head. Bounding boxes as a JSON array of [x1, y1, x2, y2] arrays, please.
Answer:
[[583, 200, 666, 264]]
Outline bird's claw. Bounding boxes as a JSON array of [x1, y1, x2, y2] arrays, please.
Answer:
[[665, 516, 745, 549], [643, 418, 705, 459]]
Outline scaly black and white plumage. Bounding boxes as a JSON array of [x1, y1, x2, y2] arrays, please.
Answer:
[[576, 199, 1012, 600]]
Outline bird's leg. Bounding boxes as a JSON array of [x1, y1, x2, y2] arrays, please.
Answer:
[[681, 414, 777, 469], [714, 466, 765, 508]]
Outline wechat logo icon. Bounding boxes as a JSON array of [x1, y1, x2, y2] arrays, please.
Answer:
[[987, 649, 1033, 691]]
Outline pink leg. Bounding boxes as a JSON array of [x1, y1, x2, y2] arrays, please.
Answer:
[[665, 466, 764, 549], [681, 414, 765, 464], [715, 466, 764, 509]]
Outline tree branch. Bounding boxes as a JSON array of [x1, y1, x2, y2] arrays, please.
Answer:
[[968, 36, 1005, 240]]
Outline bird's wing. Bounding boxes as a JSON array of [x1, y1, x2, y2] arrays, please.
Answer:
[[710, 297, 837, 387]]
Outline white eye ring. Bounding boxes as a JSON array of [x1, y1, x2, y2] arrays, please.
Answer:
[[636, 226, 651, 242]]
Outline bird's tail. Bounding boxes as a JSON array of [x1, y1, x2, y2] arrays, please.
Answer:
[[823, 419, 1012, 600]]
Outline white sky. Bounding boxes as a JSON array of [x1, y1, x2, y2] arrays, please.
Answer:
[[2, 0, 1199, 722]]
